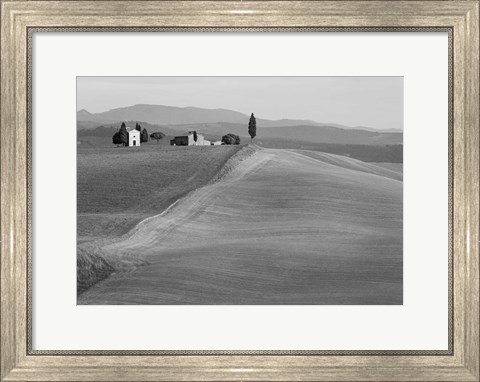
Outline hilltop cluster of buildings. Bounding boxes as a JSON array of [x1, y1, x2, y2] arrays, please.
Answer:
[[122, 128, 222, 147]]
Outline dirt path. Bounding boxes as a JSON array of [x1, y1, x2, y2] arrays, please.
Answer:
[[79, 148, 402, 305]]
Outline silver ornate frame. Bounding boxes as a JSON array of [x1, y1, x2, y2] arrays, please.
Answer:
[[1, 2, 478, 381]]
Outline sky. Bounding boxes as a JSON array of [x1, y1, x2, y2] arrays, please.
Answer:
[[77, 77, 403, 130]]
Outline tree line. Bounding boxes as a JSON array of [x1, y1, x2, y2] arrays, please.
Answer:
[[112, 122, 165, 146]]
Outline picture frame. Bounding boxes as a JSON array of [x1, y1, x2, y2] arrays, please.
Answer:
[[1, 1, 478, 381]]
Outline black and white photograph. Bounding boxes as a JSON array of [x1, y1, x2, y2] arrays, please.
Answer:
[[76, 76, 403, 305]]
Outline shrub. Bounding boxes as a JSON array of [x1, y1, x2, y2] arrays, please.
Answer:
[[112, 131, 122, 146], [222, 133, 240, 145], [150, 131, 165, 144]]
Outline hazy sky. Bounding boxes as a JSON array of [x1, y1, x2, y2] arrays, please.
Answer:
[[77, 77, 403, 130]]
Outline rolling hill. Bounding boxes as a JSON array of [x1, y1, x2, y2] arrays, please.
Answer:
[[79, 146, 402, 305], [77, 121, 403, 162]]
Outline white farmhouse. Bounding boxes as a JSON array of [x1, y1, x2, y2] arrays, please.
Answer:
[[127, 127, 141, 147]]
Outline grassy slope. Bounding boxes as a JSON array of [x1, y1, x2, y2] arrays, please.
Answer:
[[77, 144, 243, 294], [78, 144, 242, 242], [79, 147, 403, 305]]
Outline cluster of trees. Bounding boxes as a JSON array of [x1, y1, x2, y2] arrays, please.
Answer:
[[221, 133, 241, 145], [220, 114, 256, 145], [112, 123, 127, 146], [112, 122, 149, 146]]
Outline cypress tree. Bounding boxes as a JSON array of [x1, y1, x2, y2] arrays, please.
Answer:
[[141, 128, 149, 143], [135, 122, 142, 132], [119, 122, 128, 147], [248, 113, 256, 142]]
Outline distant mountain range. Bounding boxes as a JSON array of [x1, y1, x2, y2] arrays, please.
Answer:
[[77, 104, 402, 133]]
